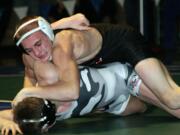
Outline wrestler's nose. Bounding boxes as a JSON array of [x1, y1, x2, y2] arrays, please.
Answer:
[[33, 48, 41, 57]]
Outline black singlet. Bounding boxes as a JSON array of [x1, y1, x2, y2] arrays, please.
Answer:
[[82, 24, 153, 67]]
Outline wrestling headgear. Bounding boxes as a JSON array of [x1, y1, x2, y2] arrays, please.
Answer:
[[22, 99, 56, 132], [13, 17, 54, 46]]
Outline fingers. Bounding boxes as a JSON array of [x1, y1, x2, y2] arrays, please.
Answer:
[[1, 124, 23, 135], [15, 124, 23, 135], [78, 14, 90, 26], [11, 125, 17, 135], [1, 126, 14, 135], [84, 18, 90, 26], [81, 18, 90, 26], [73, 13, 90, 27]]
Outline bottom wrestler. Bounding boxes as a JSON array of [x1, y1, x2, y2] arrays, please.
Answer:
[[1, 62, 180, 135]]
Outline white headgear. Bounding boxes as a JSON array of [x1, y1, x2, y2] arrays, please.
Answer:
[[14, 17, 54, 46]]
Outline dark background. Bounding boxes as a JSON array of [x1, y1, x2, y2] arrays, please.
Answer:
[[0, 0, 179, 71]]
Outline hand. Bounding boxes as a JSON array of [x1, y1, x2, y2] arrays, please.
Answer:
[[1, 120, 23, 135], [68, 13, 90, 30], [51, 13, 90, 30]]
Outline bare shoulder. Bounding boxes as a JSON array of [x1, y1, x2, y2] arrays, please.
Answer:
[[54, 27, 101, 41], [53, 27, 102, 62]]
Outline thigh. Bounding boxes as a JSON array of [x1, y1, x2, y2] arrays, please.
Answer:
[[121, 96, 147, 116]]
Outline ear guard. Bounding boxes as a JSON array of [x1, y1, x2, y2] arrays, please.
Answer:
[[21, 99, 56, 132], [14, 17, 54, 46]]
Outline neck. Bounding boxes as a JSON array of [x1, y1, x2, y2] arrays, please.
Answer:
[[55, 101, 72, 113]]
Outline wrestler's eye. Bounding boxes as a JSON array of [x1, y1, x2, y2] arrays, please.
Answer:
[[25, 48, 32, 53], [35, 40, 42, 47]]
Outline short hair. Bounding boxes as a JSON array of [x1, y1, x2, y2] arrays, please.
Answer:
[[13, 16, 54, 48], [13, 16, 39, 54], [14, 16, 39, 41], [13, 97, 56, 134]]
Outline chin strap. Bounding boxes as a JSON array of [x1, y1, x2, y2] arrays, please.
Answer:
[[21, 99, 56, 132]]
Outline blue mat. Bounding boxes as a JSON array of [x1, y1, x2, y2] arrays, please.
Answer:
[[0, 101, 12, 110]]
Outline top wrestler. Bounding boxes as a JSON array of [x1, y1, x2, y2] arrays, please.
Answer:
[[13, 15, 180, 109]]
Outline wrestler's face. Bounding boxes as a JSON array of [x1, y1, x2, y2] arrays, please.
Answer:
[[21, 31, 52, 62]]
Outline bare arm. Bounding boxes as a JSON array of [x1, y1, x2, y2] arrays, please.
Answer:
[[0, 110, 13, 121], [13, 29, 101, 104], [25, 48, 80, 101], [13, 31, 80, 103], [51, 13, 90, 30], [35, 31, 80, 101]]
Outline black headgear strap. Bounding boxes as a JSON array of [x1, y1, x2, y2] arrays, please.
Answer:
[[22, 99, 56, 131]]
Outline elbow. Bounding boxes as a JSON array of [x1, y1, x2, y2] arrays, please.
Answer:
[[70, 86, 80, 100], [65, 84, 80, 101], [71, 92, 79, 100], [70, 79, 80, 100], [65, 90, 79, 101]]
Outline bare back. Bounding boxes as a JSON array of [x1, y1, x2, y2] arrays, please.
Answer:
[[54, 27, 103, 64]]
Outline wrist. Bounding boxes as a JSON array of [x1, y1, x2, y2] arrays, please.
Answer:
[[62, 17, 72, 28], [22, 88, 38, 98], [51, 17, 71, 30]]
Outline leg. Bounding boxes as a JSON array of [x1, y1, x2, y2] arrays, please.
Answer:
[[159, 62, 179, 90], [135, 58, 180, 109], [138, 82, 180, 119], [121, 96, 147, 116]]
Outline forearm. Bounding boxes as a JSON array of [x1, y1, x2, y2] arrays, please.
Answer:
[[51, 17, 71, 30], [14, 66, 80, 103], [0, 110, 13, 121], [0, 117, 12, 129], [22, 62, 80, 101], [24, 79, 79, 101], [51, 13, 89, 30]]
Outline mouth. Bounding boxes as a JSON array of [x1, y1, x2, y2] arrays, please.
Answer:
[[38, 54, 49, 62]]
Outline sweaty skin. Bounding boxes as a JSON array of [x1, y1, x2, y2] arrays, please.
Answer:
[[13, 18, 180, 110]]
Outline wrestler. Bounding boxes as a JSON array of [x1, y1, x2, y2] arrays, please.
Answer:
[[2, 61, 180, 135], [13, 16, 180, 109]]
